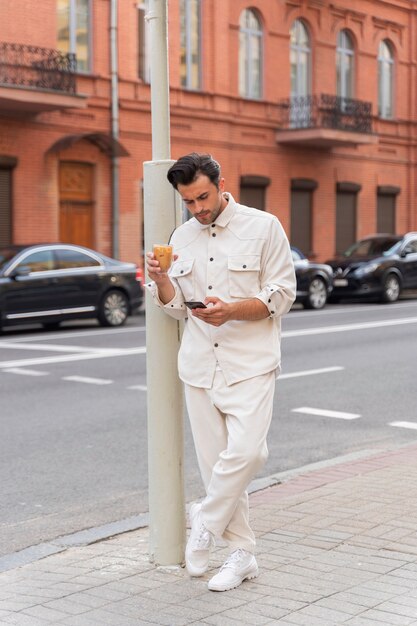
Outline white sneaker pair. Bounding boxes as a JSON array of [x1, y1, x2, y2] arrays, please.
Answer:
[[185, 503, 258, 591]]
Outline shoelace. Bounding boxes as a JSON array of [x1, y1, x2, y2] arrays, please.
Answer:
[[220, 548, 246, 570], [193, 524, 212, 550]]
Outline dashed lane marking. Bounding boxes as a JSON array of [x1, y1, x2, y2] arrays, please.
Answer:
[[292, 406, 361, 420], [3, 368, 49, 377], [0, 347, 146, 369], [127, 385, 147, 391], [278, 366, 344, 380], [389, 421, 417, 430], [63, 376, 113, 385]]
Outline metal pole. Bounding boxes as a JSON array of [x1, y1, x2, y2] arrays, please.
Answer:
[[144, 0, 185, 566], [110, 0, 119, 258]]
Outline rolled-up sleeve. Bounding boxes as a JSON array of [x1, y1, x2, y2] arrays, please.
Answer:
[[144, 279, 188, 320], [255, 218, 296, 318]]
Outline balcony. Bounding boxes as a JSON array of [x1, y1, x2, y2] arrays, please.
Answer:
[[0, 42, 87, 114], [276, 94, 377, 148]]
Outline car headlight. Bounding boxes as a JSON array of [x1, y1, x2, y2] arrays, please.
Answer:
[[354, 262, 379, 277]]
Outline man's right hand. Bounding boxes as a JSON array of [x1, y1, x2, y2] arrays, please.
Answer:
[[145, 252, 177, 303]]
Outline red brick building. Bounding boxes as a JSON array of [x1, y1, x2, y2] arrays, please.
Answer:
[[1, 0, 416, 265]]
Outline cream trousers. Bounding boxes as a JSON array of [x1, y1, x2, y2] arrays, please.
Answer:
[[184, 369, 276, 553]]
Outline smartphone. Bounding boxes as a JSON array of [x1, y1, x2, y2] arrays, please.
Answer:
[[184, 301, 207, 310]]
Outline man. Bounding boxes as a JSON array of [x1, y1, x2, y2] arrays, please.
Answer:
[[145, 153, 296, 592]]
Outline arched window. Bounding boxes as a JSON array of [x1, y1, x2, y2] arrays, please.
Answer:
[[378, 40, 394, 119], [290, 20, 310, 99], [337, 30, 354, 100], [239, 9, 263, 99]]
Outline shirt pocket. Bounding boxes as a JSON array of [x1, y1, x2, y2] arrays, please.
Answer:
[[227, 254, 261, 298], [170, 258, 195, 300]]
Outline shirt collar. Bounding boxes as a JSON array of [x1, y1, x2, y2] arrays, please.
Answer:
[[195, 192, 237, 230]]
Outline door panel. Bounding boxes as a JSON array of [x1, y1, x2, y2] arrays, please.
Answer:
[[59, 162, 94, 248]]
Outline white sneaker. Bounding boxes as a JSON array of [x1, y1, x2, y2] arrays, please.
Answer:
[[185, 503, 214, 577], [208, 548, 258, 592]]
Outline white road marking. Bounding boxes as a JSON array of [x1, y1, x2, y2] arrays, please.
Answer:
[[0, 347, 146, 369], [0, 341, 106, 353], [1, 325, 146, 343], [3, 368, 49, 377], [279, 366, 344, 380], [389, 421, 417, 430], [283, 316, 417, 338], [292, 407, 361, 420], [127, 384, 147, 391], [63, 375, 113, 385]]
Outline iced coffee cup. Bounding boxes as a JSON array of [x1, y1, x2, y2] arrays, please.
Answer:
[[153, 244, 173, 273]]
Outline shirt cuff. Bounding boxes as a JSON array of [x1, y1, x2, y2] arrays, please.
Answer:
[[255, 284, 283, 318], [144, 280, 186, 312]]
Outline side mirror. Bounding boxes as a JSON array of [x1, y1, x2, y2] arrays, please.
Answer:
[[10, 265, 31, 279], [400, 248, 412, 258]]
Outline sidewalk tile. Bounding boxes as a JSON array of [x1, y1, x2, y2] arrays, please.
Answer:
[[355, 609, 415, 624]]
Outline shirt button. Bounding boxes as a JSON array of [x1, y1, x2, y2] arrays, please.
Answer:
[[208, 285, 213, 289], [243, 264, 247, 268], [210, 257, 214, 261], [214, 343, 218, 347], [268, 299, 271, 303], [211, 224, 216, 228], [212, 233, 216, 237]]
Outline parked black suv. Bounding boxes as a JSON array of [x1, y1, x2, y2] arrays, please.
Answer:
[[326, 233, 417, 303]]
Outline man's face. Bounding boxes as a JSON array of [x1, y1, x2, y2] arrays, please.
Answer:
[[177, 174, 227, 225]]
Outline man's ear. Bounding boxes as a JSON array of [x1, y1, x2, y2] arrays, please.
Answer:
[[219, 177, 225, 192]]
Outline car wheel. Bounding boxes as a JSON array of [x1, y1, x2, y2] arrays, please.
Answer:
[[304, 277, 328, 310], [381, 273, 401, 303], [98, 289, 129, 327]]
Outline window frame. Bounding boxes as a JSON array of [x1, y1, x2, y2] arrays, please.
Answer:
[[336, 29, 354, 100], [378, 39, 395, 119], [239, 8, 263, 100], [57, 0, 92, 74], [138, 1, 150, 83], [290, 19, 311, 99], [180, 0, 202, 91]]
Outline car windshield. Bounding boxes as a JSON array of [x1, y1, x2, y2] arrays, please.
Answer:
[[343, 237, 400, 257], [0, 248, 18, 272]]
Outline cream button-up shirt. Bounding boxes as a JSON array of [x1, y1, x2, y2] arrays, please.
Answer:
[[145, 193, 296, 388]]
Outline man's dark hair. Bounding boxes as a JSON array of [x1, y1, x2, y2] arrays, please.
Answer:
[[167, 153, 221, 190]]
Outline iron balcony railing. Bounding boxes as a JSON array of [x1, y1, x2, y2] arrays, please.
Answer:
[[278, 94, 373, 134], [0, 42, 76, 95]]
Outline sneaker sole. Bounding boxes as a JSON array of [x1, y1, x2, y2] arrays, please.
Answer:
[[207, 567, 259, 592]]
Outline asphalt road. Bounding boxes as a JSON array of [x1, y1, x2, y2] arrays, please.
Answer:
[[1, 298, 417, 557]]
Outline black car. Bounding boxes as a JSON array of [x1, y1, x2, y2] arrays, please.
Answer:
[[325, 232, 417, 303], [291, 246, 333, 310], [0, 243, 143, 331]]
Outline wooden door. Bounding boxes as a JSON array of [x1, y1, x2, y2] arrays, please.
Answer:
[[59, 162, 94, 248]]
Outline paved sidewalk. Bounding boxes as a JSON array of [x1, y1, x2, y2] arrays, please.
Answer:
[[3, 443, 417, 625]]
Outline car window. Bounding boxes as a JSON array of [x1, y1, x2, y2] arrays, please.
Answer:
[[0, 248, 18, 272], [404, 240, 417, 254], [55, 249, 101, 269], [344, 238, 400, 257], [17, 250, 55, 273]]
